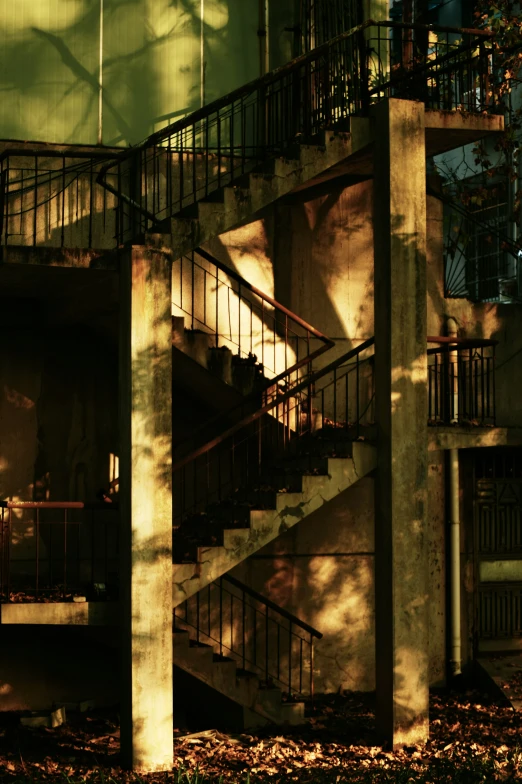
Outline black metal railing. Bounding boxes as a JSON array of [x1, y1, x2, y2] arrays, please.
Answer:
[[0, 501, 119, 601], [427, 337, 497, 426], [438, 188, 522, 303], [172, 338, 375, 528], [367, 21, 496, 112], [96, 21, 497, 245], [0, 149, 121, 248], [175, 572, 322, 700], [173, 247, 333, 389]]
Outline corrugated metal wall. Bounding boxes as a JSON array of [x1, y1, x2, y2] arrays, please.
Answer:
[[0, 0, 296, 147]]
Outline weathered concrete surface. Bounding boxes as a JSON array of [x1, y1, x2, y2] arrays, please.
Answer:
[[173, 629, 304, 726], [119, 247, 173, 773], [148, 124, 373, 259], [373, 99, 429, 747], [172, 443, 377, 608], [232, 477, 376, 694], [0, 246, 118, 269], [476, 655, 522, 710], [424, 110, 504, 157], [0, 602, 119, 625], [429, 427, 522, 451]]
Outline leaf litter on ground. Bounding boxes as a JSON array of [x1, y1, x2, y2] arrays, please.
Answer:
[[1, 689, 522, 782]]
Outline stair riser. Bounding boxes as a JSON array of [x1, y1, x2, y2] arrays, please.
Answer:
[[173, 444, 377, 606], [147, 130, 360, 257]]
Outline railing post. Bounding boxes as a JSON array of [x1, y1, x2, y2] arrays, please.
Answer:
[[310, 634, 315, 707]]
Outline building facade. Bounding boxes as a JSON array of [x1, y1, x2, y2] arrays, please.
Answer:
[[0, 0, 521, 773]]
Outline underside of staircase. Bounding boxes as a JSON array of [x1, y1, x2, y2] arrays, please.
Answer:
[[173, 628, 305, 727], [172, 441, 377, 607]]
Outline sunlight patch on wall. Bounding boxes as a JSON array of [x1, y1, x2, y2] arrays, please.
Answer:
[[307, 556, 373, 636], [0, 0, 86, 35]]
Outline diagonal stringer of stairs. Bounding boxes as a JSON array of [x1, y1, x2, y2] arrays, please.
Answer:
[[148, 126, 371, 258], [173, 625, 307, 727], [172, 441, 377, 606]]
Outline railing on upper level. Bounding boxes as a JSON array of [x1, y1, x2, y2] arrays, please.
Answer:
[[96, 21, 497, 245], [175, 572, 322, 700], [0, 149, 120, 249], [172, 338, 375, 528], [368, 21, 496, 111], [173, 247, 334, 390], [0, 501, 119, 602], [427, 337, 497, 426]]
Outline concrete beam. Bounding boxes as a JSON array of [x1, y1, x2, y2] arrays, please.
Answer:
[[0, 246, 118, 270], [428, 426, 522, 451], [119, 246, 173, 773], [0, 602, 119, 625], [373, 99, 429, 748]]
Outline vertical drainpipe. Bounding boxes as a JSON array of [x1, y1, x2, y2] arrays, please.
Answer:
[[97, 0, 104, 145], [448, 447, 462, 677], [200, 0, 205, 108], [447, 316, 461, 677], [258, 0, 269, 76]]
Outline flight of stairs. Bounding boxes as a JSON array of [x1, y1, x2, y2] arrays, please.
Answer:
[[173, 627, 305, 727], [148, 123, 370, 256], [172, 440, 377, 607]]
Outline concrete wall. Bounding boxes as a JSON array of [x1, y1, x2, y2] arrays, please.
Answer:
[[0, 0, 296, 147]]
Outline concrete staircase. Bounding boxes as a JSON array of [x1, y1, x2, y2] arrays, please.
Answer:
[[172, 441, 377, 606], [173, 627, 305, 727], [149, 124, 369, 256]]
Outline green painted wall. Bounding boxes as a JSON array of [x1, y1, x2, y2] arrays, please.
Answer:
[[0, 0, 296, 147]]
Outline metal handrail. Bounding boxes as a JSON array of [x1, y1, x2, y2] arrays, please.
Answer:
[[175, 572, 322, 699], [97, 19, 492, 170], [222, 573, 322, 639], [96, 20, 498, 239], [172, 337, 375, 473], [194, 247, 331, 344], [173, 247, 334, 401]]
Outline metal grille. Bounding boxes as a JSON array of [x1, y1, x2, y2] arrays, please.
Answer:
[[479, 585, 522, 638], [475, 450, 522, 640], [443, 187, 521, 303]]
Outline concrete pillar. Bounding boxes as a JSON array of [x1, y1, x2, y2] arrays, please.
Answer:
[[119, 246, 173, 772], [373, 99, 429, 748]]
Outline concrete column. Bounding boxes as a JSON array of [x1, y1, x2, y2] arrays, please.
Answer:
[[373, 99, 429, 748], [119, 246, 173, 772]]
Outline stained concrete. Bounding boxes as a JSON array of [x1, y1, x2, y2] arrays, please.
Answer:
[[119, 247, 173, 773]]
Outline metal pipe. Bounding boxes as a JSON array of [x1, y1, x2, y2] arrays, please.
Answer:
[[98, 0, 104, 145], [258, 0, 269, 76], [448, 447, 462, 677], [447, 317, 459, 424], [200, 0, 205, 107]]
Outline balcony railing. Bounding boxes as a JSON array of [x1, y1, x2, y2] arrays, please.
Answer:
[[0, 501, 119, 602], [427, 337, 497, 426], [95, 21, 497, 245], [175, 573, 322, 700], [0, 149, 120, 249]]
